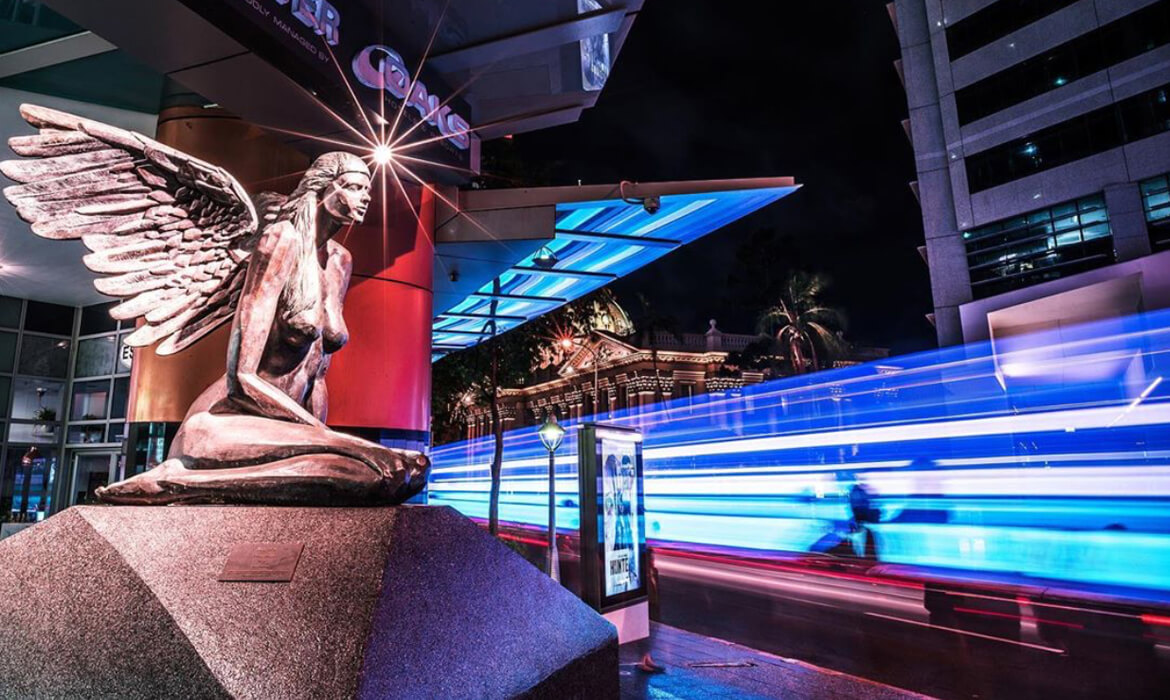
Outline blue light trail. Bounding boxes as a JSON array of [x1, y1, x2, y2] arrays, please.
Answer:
[[429, 308, 1170, 595]]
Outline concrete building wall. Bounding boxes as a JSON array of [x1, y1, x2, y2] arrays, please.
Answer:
[[893, 0, 1170, 345], [961, 250, 1170, 341]]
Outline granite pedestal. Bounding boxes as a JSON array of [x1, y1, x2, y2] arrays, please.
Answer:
[[0, 505, 617, 699]]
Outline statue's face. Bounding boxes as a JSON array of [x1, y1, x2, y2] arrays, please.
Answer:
[[322, 171, 372, 224]]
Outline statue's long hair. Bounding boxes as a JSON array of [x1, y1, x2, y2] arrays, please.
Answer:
[[253, 152, 369, 319]]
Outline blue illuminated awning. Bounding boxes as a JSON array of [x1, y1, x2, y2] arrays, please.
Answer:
[[432, 178, 799, 359]]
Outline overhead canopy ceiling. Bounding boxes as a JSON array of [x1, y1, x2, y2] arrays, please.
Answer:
[[355, 0, 644, 139], [431, 179, 801, 360], [0, 0, 646, 308], [37, 0, 644, 167]]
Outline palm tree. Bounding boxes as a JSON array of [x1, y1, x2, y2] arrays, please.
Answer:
[[756, 271, 845, 374]]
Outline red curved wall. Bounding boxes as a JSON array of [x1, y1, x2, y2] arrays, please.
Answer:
[[326, 183, 434, 435]]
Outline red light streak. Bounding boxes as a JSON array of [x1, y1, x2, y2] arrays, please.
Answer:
[[1141, 613, 1170, 627], [653, 546, 925, 592], [497, 532, 548, 547]]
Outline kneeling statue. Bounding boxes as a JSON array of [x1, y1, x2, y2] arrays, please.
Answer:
[[1, 104, 428, 505]]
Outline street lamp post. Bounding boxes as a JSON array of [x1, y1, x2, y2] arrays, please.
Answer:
[[560, 335, 606, 417], [537, 411, 566, 582]]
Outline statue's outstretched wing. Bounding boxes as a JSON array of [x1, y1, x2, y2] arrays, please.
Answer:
[[0, 104, 260, 355]]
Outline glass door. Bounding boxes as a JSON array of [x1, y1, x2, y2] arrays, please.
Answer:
[[67, 450, 122, 507]]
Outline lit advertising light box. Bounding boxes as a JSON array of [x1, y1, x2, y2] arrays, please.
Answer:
[[577, 423, 647, 612]]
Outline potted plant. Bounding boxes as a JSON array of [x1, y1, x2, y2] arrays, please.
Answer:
[[32, 407, 57, 436]]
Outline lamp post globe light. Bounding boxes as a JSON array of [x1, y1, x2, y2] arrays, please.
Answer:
[[538, 411, 566, 582]]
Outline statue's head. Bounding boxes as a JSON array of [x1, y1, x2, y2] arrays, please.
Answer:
[[293, 152, 372, 225]]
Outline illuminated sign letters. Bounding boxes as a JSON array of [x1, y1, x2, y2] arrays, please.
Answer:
[[352, 44, 472, 150], [274, 0, 340, 46]]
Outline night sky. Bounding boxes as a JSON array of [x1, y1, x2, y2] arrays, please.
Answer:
[[500, 2, 935, 354]]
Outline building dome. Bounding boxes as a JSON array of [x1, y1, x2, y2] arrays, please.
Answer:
[[588, 294, 635, 337]]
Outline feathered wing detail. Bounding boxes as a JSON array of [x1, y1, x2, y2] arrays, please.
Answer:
[[0, 104, 260, 355]]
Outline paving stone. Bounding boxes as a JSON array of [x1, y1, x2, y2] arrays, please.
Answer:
[[620, 623, 931, 700]]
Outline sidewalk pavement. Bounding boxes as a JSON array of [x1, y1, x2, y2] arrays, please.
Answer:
[[619, 623, 932, 700]]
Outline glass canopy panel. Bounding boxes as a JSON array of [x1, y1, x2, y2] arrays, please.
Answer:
[[431, 184, 798, 358]]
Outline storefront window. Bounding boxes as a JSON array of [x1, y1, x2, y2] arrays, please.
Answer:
[[0, 296, 131, 519], [67, 424, 106, 445], [22, 300, 73, 336], [17, 334, 70, 378], [74, 335, 117, 377], [9, 422, 58, 443], [0, 445, 57, 520], [107, 422, 127, 443], [10, 377, 63, 421], [110, 377, 130, 420], [0, 331, 15, 373], [116, 332, 134, 374], [70, 379, 110, 421], [69, 452, 112, 505], [79, 302, 118, 336], [0, 296, 20, 328]]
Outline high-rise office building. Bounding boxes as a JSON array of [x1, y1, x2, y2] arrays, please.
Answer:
[[891, 0, 1170, 345]]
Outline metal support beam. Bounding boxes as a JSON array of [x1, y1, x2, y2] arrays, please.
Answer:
[[435, 330, 498, 339], [471, 292, 569, 303], [511, 266, 618, 280], [554, 229, 681, 248], [437, 312, 528, 322], [0, 32, 116, 79]]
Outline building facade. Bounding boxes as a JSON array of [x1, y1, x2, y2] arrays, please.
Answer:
[[0, 296, 137, 523], [892, 0, 1170, 345]]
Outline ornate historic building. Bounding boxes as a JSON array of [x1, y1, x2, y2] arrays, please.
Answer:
[[463, 316, 889, 440], [465, 321, 765, 440]]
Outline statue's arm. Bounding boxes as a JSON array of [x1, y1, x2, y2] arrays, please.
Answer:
[[228, 224, 325, 427], [306, 241, 353, 424], [324, 240, 353, 343]]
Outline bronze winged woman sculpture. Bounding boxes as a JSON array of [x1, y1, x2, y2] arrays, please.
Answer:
[[0, 104, 429, 505]]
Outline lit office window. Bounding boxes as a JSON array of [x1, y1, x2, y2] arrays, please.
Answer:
[[1140, 174, 1170, 251], [965, 194, 1113, 299], [955, 1, 1170, 125], [945, 0, 1080, 60]]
